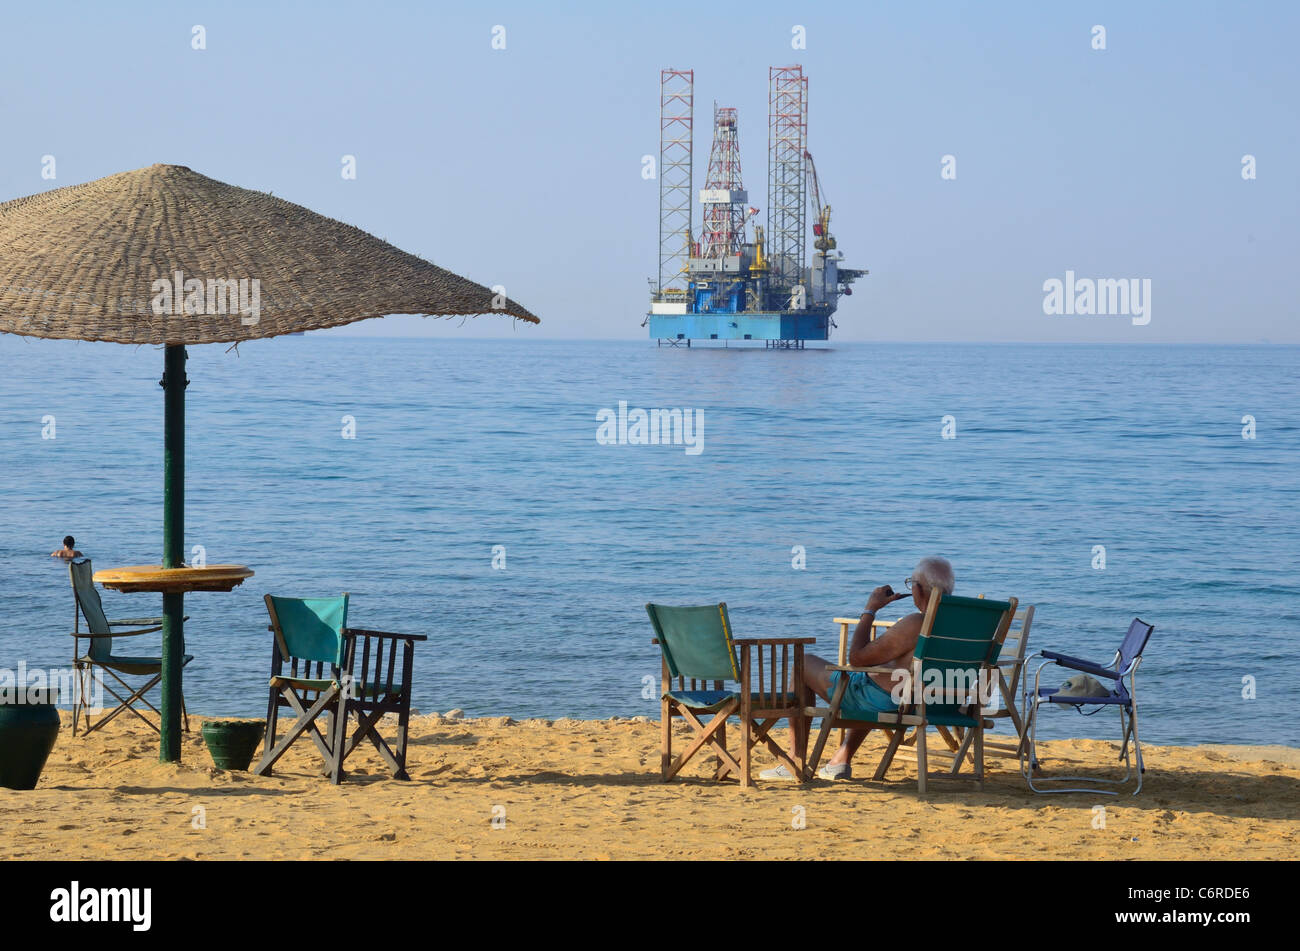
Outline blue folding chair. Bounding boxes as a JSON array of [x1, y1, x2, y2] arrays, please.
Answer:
[[1021, 618, 1154, 795]]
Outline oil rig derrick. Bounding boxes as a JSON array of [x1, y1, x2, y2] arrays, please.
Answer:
[[647, 65, 865, 347]]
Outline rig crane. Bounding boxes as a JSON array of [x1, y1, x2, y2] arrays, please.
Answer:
[[804, 149, 835, 252]]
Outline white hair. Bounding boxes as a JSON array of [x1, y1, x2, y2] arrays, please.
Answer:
[[913, 556, 955, 595]]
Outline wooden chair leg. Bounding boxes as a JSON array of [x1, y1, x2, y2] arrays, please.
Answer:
[[936, 725, 960, 751], [329, 697, 348, 785], [950, 725, 978, 776], [917, 724, 929, 797], [796, 706, 808, 782], [1000, 678, 1028, 756], [740, 649, 751, 788], [808, 675, 849, 775], [255, 688, 281, 776], [740, 715, 751, 787], [666, 704, 740, 782], [254, 687, 336, 776], [393, 699, 412, 780], [874, 724, 906, 781], [661, 697, 672, 780], [717, 721, 732, 783]]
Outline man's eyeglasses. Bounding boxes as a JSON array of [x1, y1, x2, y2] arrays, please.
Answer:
[[903, 577, 915, 591]]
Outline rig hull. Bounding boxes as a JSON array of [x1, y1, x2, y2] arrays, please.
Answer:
[[647, 308, 833, 342]]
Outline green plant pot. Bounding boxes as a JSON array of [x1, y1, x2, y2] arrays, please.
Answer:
[[201, 720, 266, 771], [0, 693, 61, 790]]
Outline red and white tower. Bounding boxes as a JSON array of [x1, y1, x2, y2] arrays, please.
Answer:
[[698, 105, 748, 259]]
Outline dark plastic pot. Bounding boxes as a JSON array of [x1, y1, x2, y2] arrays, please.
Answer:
[[0, 691, 61, 790], [201, 720, 265, 771]]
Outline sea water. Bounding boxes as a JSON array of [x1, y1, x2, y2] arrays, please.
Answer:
[[1, 336, 1296, 746]]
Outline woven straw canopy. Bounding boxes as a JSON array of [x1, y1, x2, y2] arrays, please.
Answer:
[[0, 164, 538, 345]]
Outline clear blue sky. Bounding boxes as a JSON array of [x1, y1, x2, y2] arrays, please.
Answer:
[[2, 0, 1296, 342]]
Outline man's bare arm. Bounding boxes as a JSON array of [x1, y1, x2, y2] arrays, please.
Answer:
[[849, 615, 921, 668], [846, 584, 913, 667]]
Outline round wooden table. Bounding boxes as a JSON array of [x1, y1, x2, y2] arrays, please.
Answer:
[[93, 564, 254, 594], [93, 564, 253, 761]]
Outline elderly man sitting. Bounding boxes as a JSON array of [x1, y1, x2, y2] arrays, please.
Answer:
[[760, 556, 957, 781]]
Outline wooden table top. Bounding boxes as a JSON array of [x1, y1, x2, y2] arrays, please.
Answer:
[[93, 564, 254, 594]]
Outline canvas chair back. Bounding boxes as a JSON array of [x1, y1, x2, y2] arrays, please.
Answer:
[[645, 603, 740, 682], [267, 595, 348, 668], [911, 592, 1016, 715], [1116, 618, 1154, 676], [69, 558, 114, 661]]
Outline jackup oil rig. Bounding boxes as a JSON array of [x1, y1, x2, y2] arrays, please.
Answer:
[[646, 65, 865, 348]]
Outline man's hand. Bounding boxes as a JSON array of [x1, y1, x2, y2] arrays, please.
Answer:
[[865, 585, 909, 614]]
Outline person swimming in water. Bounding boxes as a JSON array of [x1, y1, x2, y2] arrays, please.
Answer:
[[50, 535, 83, 560]]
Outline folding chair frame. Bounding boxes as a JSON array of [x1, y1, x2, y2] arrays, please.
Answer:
[[69, 559, 190, 737], [254, 596, 426, 784], [808, 590, 1017, 796], [1020, 642, 1149, 796], [895, 604, 1037, 769], [653, 616, 813, 789], [72, 649, 192, 737]]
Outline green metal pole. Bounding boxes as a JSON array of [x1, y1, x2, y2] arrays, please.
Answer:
[[160, 344, 187, 762]]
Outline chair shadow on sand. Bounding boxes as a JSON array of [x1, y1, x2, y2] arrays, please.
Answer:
[[419, 756, 1300, 820], [318, 720, 1300, 818]]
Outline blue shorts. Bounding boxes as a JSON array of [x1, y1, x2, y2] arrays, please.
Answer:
[[830, 670, 899, 715]]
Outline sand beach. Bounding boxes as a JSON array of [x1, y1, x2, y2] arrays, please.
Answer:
[[6, 712, 1297, 861]]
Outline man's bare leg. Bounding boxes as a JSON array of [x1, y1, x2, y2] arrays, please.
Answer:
[[827, 727, 872, 766], [791, 654, 835, 762], [802, 654, 872, 769]]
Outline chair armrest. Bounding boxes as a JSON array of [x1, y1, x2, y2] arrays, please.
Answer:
[[71, 625, 162, 638], [833, 617, 895, 665], [832, 618, 894, 637], [109, 615, 188, 626], [653, 636, 817, 646], [1040, 651, 1119, 680], [343, 628, 428, 642], [825, 664, 898, 676]]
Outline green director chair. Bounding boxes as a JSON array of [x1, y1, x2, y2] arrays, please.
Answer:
[[253, 594, 426, 784]]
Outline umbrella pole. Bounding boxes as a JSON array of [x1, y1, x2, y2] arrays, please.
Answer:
[[160, 344, 186, 762]]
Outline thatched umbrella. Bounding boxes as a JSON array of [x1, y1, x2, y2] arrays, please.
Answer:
[[0, 164, 538, 761]]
